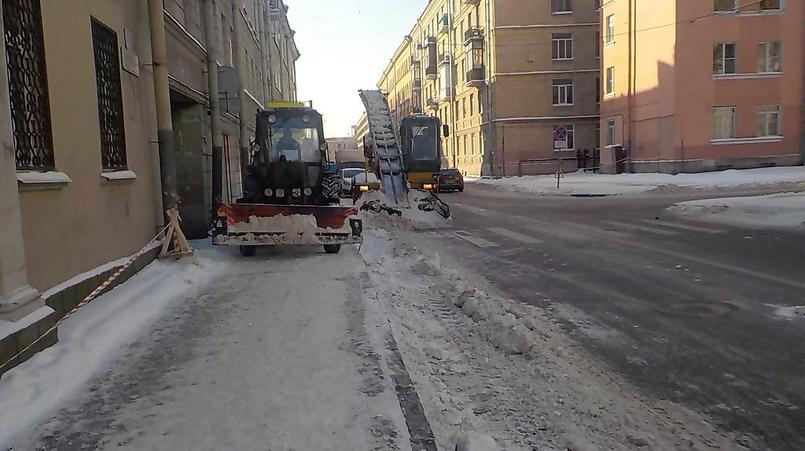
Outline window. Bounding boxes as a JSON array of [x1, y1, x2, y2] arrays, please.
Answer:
[[551, 0, 572, 14], [553, 125, 574, 151], [713, 43, 736, 75], [713, 106, 736, 139], [760, 0, 781, 10], [469, 94, 474, 115], [757, 105, 781, 136], [606, 120, 616, 146], [2, 0, 55, 170], [605, 15, 615, 44], [552, 79, 574, 106], [596, 77, 600, 104], [714, 0, 736, 12], [92, 19, 127, 170], [552, 33, 573, 60], [595, 31, 600, 58], [758, 41, 782, 73], [605, 67, 615, 95]]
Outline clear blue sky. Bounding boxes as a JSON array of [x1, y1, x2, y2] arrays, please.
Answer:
[[286, 0, 429, 137]]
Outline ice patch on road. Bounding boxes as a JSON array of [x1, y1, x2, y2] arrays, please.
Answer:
[[0, 245, 228, 448], [668, 192, 805, 231]]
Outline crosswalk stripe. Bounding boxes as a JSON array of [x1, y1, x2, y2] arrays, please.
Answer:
[[602, 220, 681, 236], [640, 219, 722, 235], [453, 231, 499, 248], [487, 227, 545, 245]]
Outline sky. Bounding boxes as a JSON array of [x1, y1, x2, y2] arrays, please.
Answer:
[[286, 0, 429, 138]]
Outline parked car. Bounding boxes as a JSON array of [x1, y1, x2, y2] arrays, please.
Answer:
[[350, 171, 381, 201], [339, 168, 366, 196], [437, 168, 464, 192]]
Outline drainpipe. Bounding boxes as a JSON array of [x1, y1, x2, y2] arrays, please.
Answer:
[[627, 0, 634, 173], [148, 0, 178, 211], [485, 0, 495, 176], [203, 0, 223, 214], [262, 3, 273, 102], [231, 0, 250, 181], [447, 1, 457, 169]]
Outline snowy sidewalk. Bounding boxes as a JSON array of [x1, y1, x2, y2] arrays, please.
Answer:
[[2, 245, 413, 450], [469, 167, 805, 196], [669, 192, 805, 231]]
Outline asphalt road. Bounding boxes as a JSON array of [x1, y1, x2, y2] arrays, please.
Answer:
[[426, 184, 805, 451]]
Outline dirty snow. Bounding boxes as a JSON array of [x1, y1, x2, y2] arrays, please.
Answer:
[[470, 167, 805, 196], [0, 246, 226, 447], [669, 192, 805, 231], [0, 306, 54, 340], [360, 227, 737, 450]]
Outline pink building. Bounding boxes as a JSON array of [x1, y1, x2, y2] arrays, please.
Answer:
[[600, 0, 804, 173]]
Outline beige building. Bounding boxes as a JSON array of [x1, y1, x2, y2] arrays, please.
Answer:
[[599, 0, 804, 173], [377, 0, 601, 176], [0, 0, 299, 374]]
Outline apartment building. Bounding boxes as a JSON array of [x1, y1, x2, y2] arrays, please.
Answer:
[[377, 0, 600, 176], [600, 0, 805, 173], [0, 0, 299, 374]]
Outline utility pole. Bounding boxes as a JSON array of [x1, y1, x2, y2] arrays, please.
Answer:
[[203, 0, 224, 215]]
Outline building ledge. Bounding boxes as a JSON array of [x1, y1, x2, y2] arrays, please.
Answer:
[[17, 171, 71, 191], [713, 72, 783, 80], [101, 170, 137, 182], [711, 136, 783, 145]]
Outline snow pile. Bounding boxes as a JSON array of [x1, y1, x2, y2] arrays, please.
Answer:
[[0, 244, 229, 447], [470, 167, 805, 196], [668, 192, 805, 230]]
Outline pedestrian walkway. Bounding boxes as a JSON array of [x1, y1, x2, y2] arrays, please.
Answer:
[[9, 247, 413, 450]]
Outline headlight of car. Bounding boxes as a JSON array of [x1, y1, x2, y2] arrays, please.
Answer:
[[359, 185, 370, 192]]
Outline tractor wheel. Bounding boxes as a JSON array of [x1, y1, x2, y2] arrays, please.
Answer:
[[321, 174, 340, 203], [239, 246, 257, 257], [324, 244, 342, 254]]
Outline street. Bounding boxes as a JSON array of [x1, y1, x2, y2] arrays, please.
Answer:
[[422, 184, 805, 450]]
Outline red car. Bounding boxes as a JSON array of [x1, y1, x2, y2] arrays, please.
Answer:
[[437, 168, 464, 192]]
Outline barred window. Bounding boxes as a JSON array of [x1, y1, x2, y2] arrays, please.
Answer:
[[2, 0, 55, 170], [92, 19, 127, 170]]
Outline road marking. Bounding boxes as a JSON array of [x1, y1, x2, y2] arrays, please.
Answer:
[[453, 231, 499, 248], [602, 220, 681, 236], [641, 219, 723, 235], [487, 227, 545, 245]]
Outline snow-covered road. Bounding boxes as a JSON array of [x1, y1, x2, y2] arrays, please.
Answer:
[[4, 219, 745, 450]]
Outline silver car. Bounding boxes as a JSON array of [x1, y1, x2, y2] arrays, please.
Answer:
[[339, 168, 366, 196]]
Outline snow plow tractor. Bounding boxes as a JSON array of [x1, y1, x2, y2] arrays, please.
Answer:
[[212, 102, 363, 256]]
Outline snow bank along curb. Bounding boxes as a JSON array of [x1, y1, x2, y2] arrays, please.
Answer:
[[0, 246, 227, 447], [0, 242, 162, 378], [668, 192, 805, 231], [469, 167, 805, 196]]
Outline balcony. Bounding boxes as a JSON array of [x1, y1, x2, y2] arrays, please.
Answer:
[[440, 87, 454, 102], [466, 67, 485, 88], [412, 77, 422, 89], [425, 66, 438, 80], [463, 0, 481, 4], [439, 13, 450, 34], [427, 98, 439, 111], [438, 54, 453, 67], [464, 27, 484, 45], [425, 36, 438, 80]]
